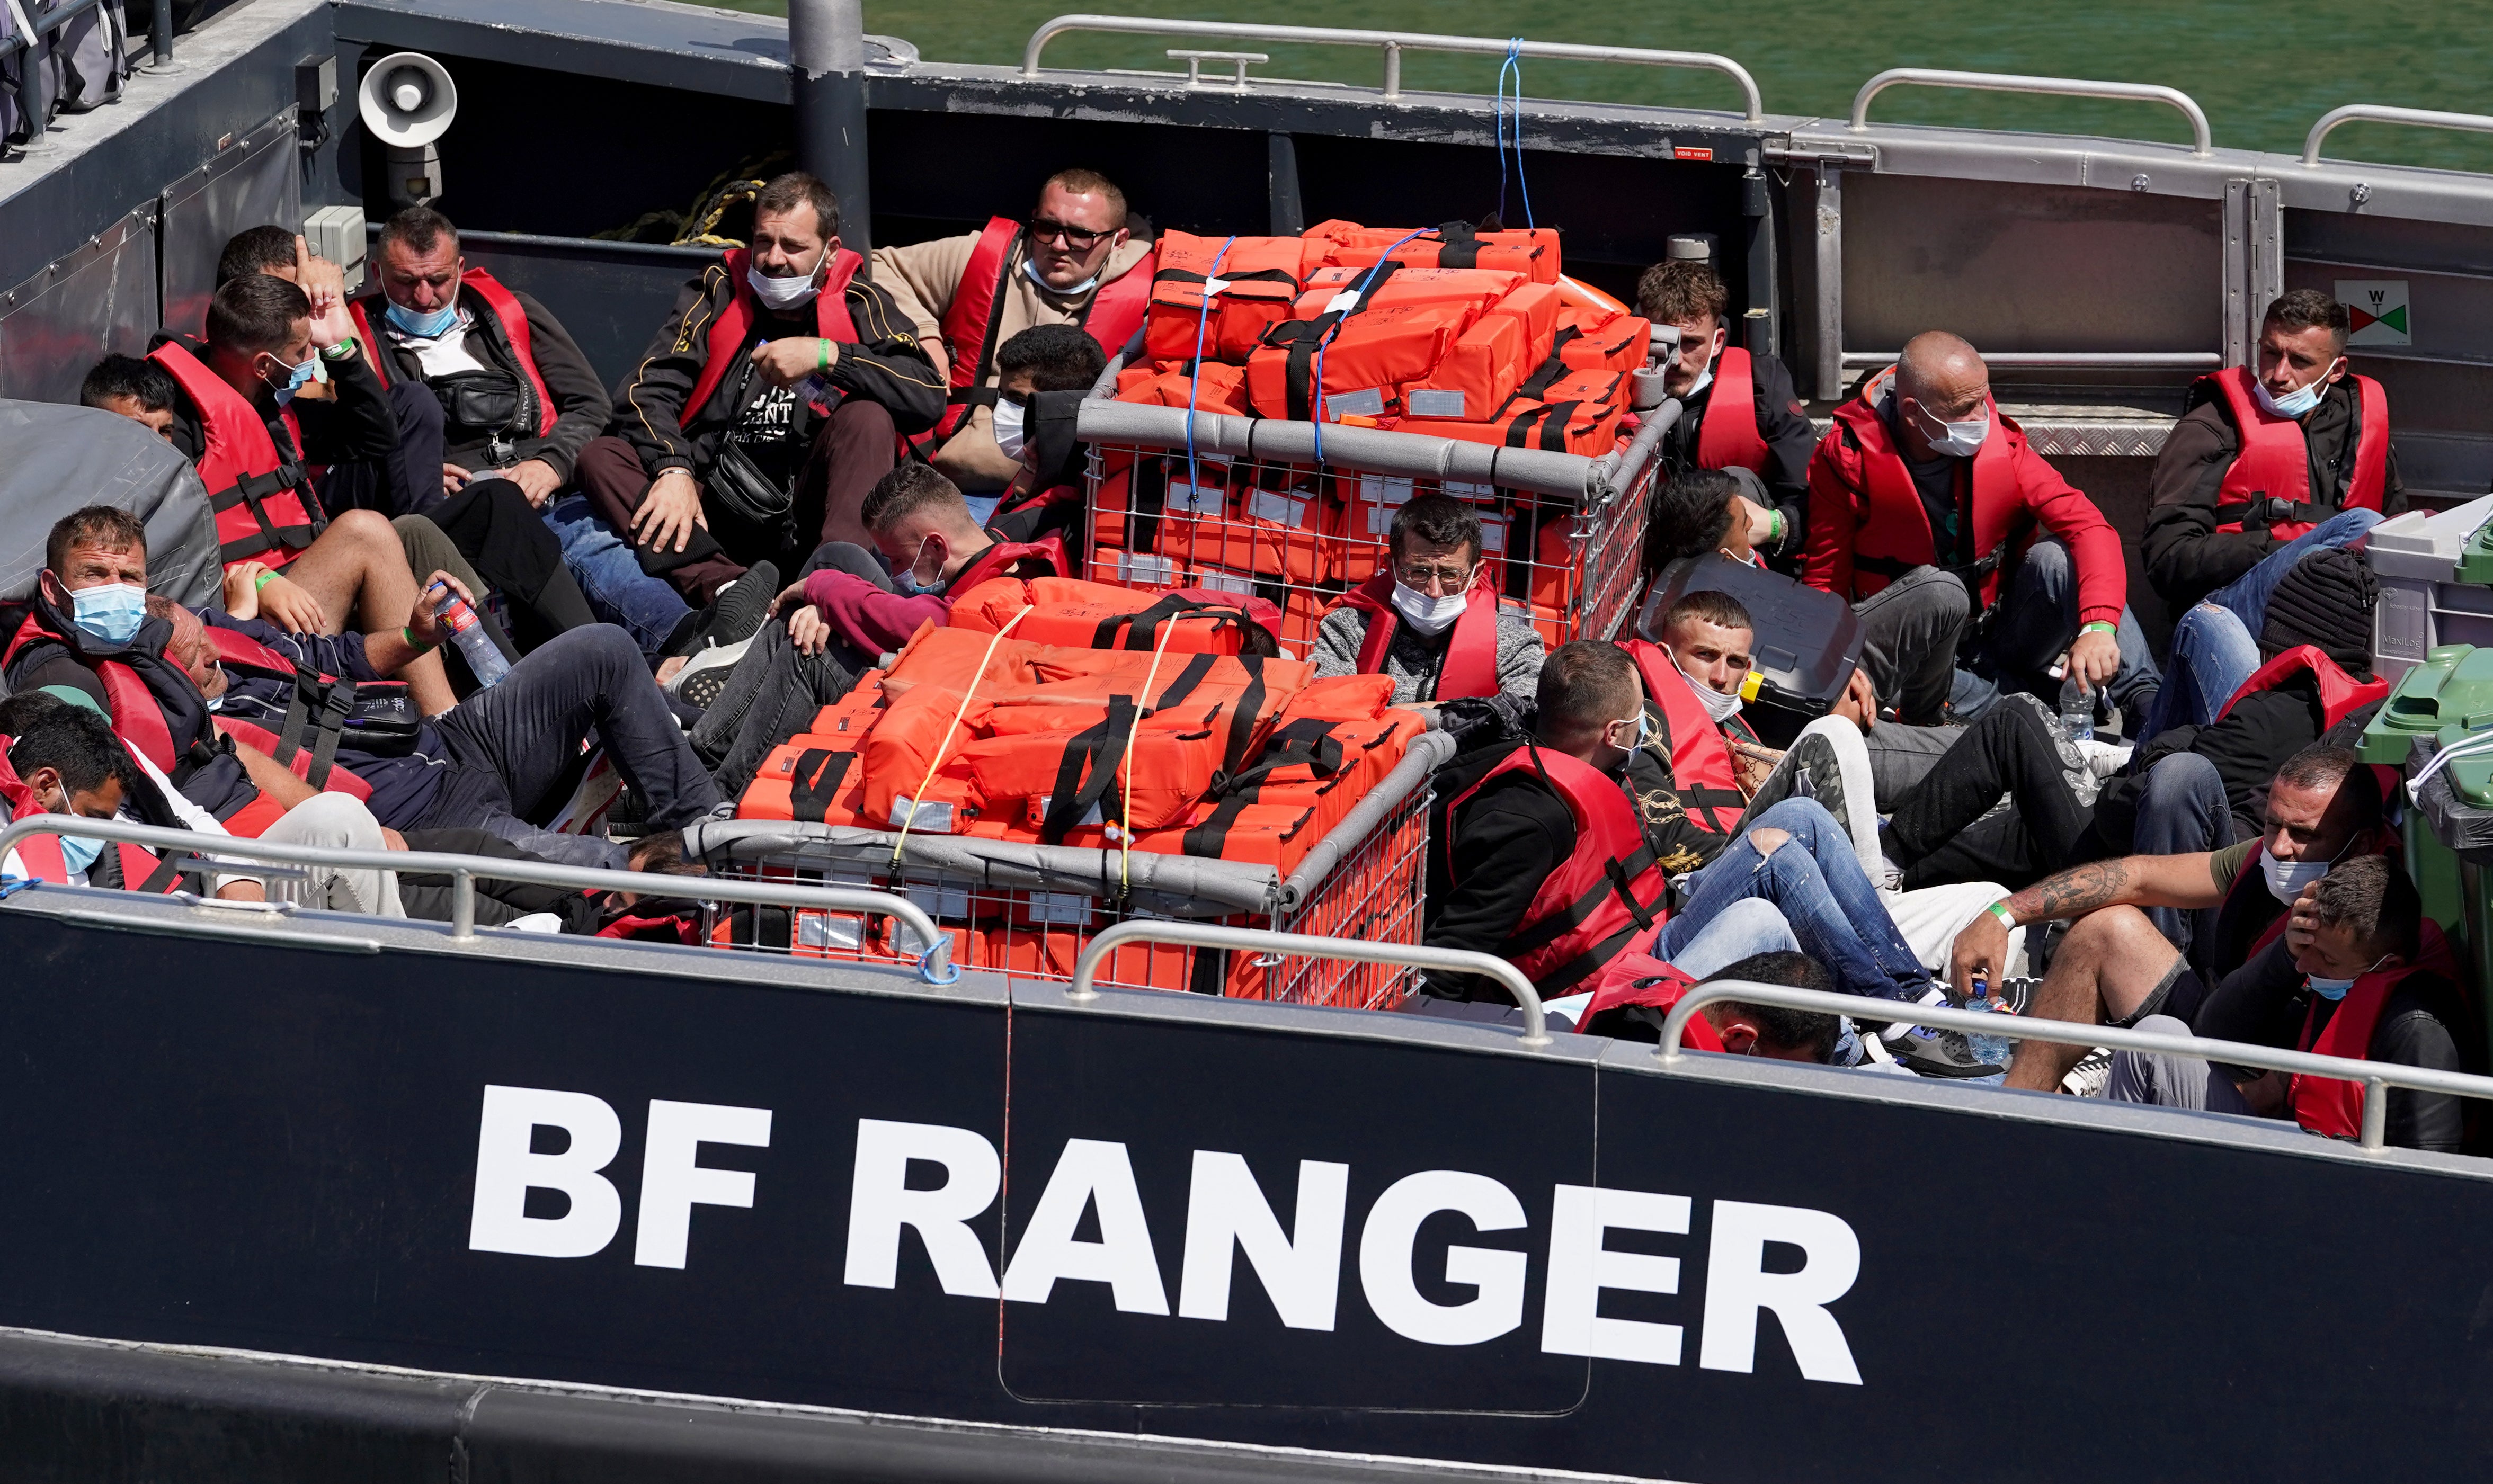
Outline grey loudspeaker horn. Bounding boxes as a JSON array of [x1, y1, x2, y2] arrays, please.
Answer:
[[358, 51, 457, 205]]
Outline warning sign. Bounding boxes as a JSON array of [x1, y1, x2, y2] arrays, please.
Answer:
[[2337, 279, 2411, 347]]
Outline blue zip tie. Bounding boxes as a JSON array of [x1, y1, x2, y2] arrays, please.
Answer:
[[1311, 227, 1429, 462], [1185, 234, 1239, 517], [918, 945, 963, 985]]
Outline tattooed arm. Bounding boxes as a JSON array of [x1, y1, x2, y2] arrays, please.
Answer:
[[1947, 852, 2227, 998]]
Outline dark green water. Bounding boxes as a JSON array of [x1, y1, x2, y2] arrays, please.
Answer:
[[713, 0, 2493, 174]]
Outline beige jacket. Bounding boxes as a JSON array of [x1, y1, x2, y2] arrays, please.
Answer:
[[873, 231, 1153, 490]]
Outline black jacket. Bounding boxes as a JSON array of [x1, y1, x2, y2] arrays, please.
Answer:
[[1422, 744, 1578, 1003], [612, 258, 946, 479], [1660, 349, 1816, 564], [2092, 672, 2334, 847], [156, 332, 399, 477], [356, 284, 611, 483], [2143, 378, 2407, 612]]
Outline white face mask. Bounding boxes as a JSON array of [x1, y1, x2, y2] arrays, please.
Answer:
[[1390, 580, 1467, 634], [1664, 644, 1746, 723], [1915, 400, 1990, 459], [747, 257, 824, 311], [2260, 843, 2341, 906], [1023, 257, 1099, 297], [2254, 363, 2339, 420], [992, 396, 1028, 460]]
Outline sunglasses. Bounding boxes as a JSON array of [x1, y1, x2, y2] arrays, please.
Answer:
[[1027, 217, 1109, 251]]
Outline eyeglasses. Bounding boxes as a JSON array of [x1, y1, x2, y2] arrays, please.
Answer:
[[1027, 218, 1109, 251], [1394, 561, 1476, 592]]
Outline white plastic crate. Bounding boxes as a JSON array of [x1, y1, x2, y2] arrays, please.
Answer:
[[2370, 491, 2493, 681]]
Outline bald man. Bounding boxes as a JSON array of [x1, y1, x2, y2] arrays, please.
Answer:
[[1803, 332, 2156, 730]]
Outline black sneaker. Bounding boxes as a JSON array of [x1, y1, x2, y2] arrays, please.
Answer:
[[664, 561, 779, 658]]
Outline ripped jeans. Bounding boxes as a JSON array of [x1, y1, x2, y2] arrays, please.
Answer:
[[1655, 797, 1933, 1003]]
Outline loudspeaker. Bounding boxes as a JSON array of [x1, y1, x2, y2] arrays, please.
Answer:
[[358, 51, 457, 205]]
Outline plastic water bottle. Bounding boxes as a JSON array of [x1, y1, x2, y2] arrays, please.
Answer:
[[428, 579, 509, 687], [2058, 672, 2094, 744]]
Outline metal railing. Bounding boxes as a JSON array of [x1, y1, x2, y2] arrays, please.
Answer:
[[2302, 103, 2493, 168], [1839, 350, 2224, 369], [1067, 919, 1552, 1047], [5, 0, 175, 159], [1020, 15, 1764, 122], [1849, 68, 2214, 157], [0, 816, 953, 979], [1656, 981, 2493, 1154]]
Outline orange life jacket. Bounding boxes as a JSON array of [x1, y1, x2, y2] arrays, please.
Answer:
[[1144, 231, 1323, 364], [1621, 638, 1750, 832], [950, 575, 1279, 655], [936, 217, 1153, 438], [147, 341, 325, 574], [1333, 568, 1503, 702], [1302, 220, 1563, 285], [1443, 744, 1671, 997], [1827, 371, 2025, 609], [346, 268, 559, 437], [682, 247, 864, 429], [1694, 347, 1771, 476], [2289, 921, 2460, 1140], [2205, 366, 2390, 540]]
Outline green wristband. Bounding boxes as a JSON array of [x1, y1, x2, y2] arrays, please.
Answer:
[[1768, 509, 1786, 544], [1987, 900, 2017, 928], [401, 625, 434, 655], [817, 339, 833, 372], [252, 570, 275, 592], [2079, 620, 2117, 636]]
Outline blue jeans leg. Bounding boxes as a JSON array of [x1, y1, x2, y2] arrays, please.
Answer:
[[546, 496, 693, 658], [1655, 798, 1931, 1002], [2143, 604, 2261, 738], [2206, 507, 2385, 637], [2133, 753, 2234, 960], [1659, 897, 1800, 980]]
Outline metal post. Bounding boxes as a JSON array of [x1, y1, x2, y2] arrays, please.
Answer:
[[450, 869, 475, 941], [788, 0, 872, 254], [14, 19, 55, 155], [149, 0, 173, 69], [2361, 1077, 2388, 1152]]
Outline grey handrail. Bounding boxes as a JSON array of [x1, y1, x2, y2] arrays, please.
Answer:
[[1067, 919, 1551, 1048], [1849, 67, 2214, 158], [2, 0, 124, 154], [0, 816, 951, 977], [1840, 350, 2223, 369], [2302, 103, 2493, 168], [1021, 14, 1764, 122], [1655, 980, 2493, 1154]]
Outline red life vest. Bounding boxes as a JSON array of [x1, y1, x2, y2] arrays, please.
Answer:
[[934, 217, 1154, 439], [1334, 568, 1502, 702], [2289, 920, 2459, 1140], [346, 269, 560, 437], [2210, 643, 2396, 802], [1444, 744, 1671, 997], [193, 625, 379, 802], [1577, 952, 1726, 1051], [1619, 638, 1749, 832], [1827, 369, 2025, 609], [0, 744, 180, 893], [946, 535, 1071, 595], [147, 341, 324, 574], [1693, 347, 1770, 476], [2204, 366, 2390, 541], [2, 611, 184, 775], [680, 247, 865, 431]]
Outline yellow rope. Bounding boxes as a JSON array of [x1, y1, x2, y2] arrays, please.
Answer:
[[889, 608, 1031, 869], [1118, 617, 1182, 895]]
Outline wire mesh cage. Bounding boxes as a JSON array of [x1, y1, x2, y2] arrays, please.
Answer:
[[686, 736, 1443, 1013]]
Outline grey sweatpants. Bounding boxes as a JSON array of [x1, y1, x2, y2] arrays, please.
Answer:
[[2104, 1014, 2255, 1114], [256, 793, 406, 918]]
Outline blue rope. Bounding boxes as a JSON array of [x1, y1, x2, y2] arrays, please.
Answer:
[[1183, 235, 1239, 517], [916, 944, 963, 985], [1500, 40, 1535, 229], [1310, 227, 1429, 462]]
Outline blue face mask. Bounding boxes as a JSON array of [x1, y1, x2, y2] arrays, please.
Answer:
[[41, 787, 105, 877], [262, 352, 318, 406], [2305, 974, 2357, 1002], [893, 537, 942, 595], [2254, 368, 2337, 420], [385, 296, 462, 338], [69, 582, 146, 645]]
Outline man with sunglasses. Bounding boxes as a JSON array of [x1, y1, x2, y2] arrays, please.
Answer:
[[873, 168, 1154, 495], [1636, 258, 1816, 575], [1313, 494, 1544, 705]]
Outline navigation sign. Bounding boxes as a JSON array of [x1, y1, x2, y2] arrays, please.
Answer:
[[2336, 279, 2411, 346]]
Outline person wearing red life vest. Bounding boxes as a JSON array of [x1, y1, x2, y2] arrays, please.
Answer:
[[575, 173, 946, 606], [1954, 744, 2397, 1097], [2145, 291, 2403, 618], [1635, 258, 1816, 575], [687, 464, 1069, 796], [2104, 855, 2468, 1154], [1803, 330, 2154, 731], [1573, 949, 1843, 1061], [99, 274, 459, 717], [1312, 495, 1544, 707], [871, 168, 1153, 494]]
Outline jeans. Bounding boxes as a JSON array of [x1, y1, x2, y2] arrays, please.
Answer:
[[546, 495, 694, 658], [1851, 565, 1969, 726], [2205, 506, 2385, 638], [690, 612, 868, 798], [1655, 797, 1931, 1002], [1659, 897, 1800, 980], [1952, 539, 2160, 728], [2132, 753, 2235, 960], [2140, 603, 2262, 739], [420, 624, 725, 869]]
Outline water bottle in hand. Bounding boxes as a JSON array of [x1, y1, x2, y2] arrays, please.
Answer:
[[2058, 672, 2094, 744], [428, 579, 509, 688]]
